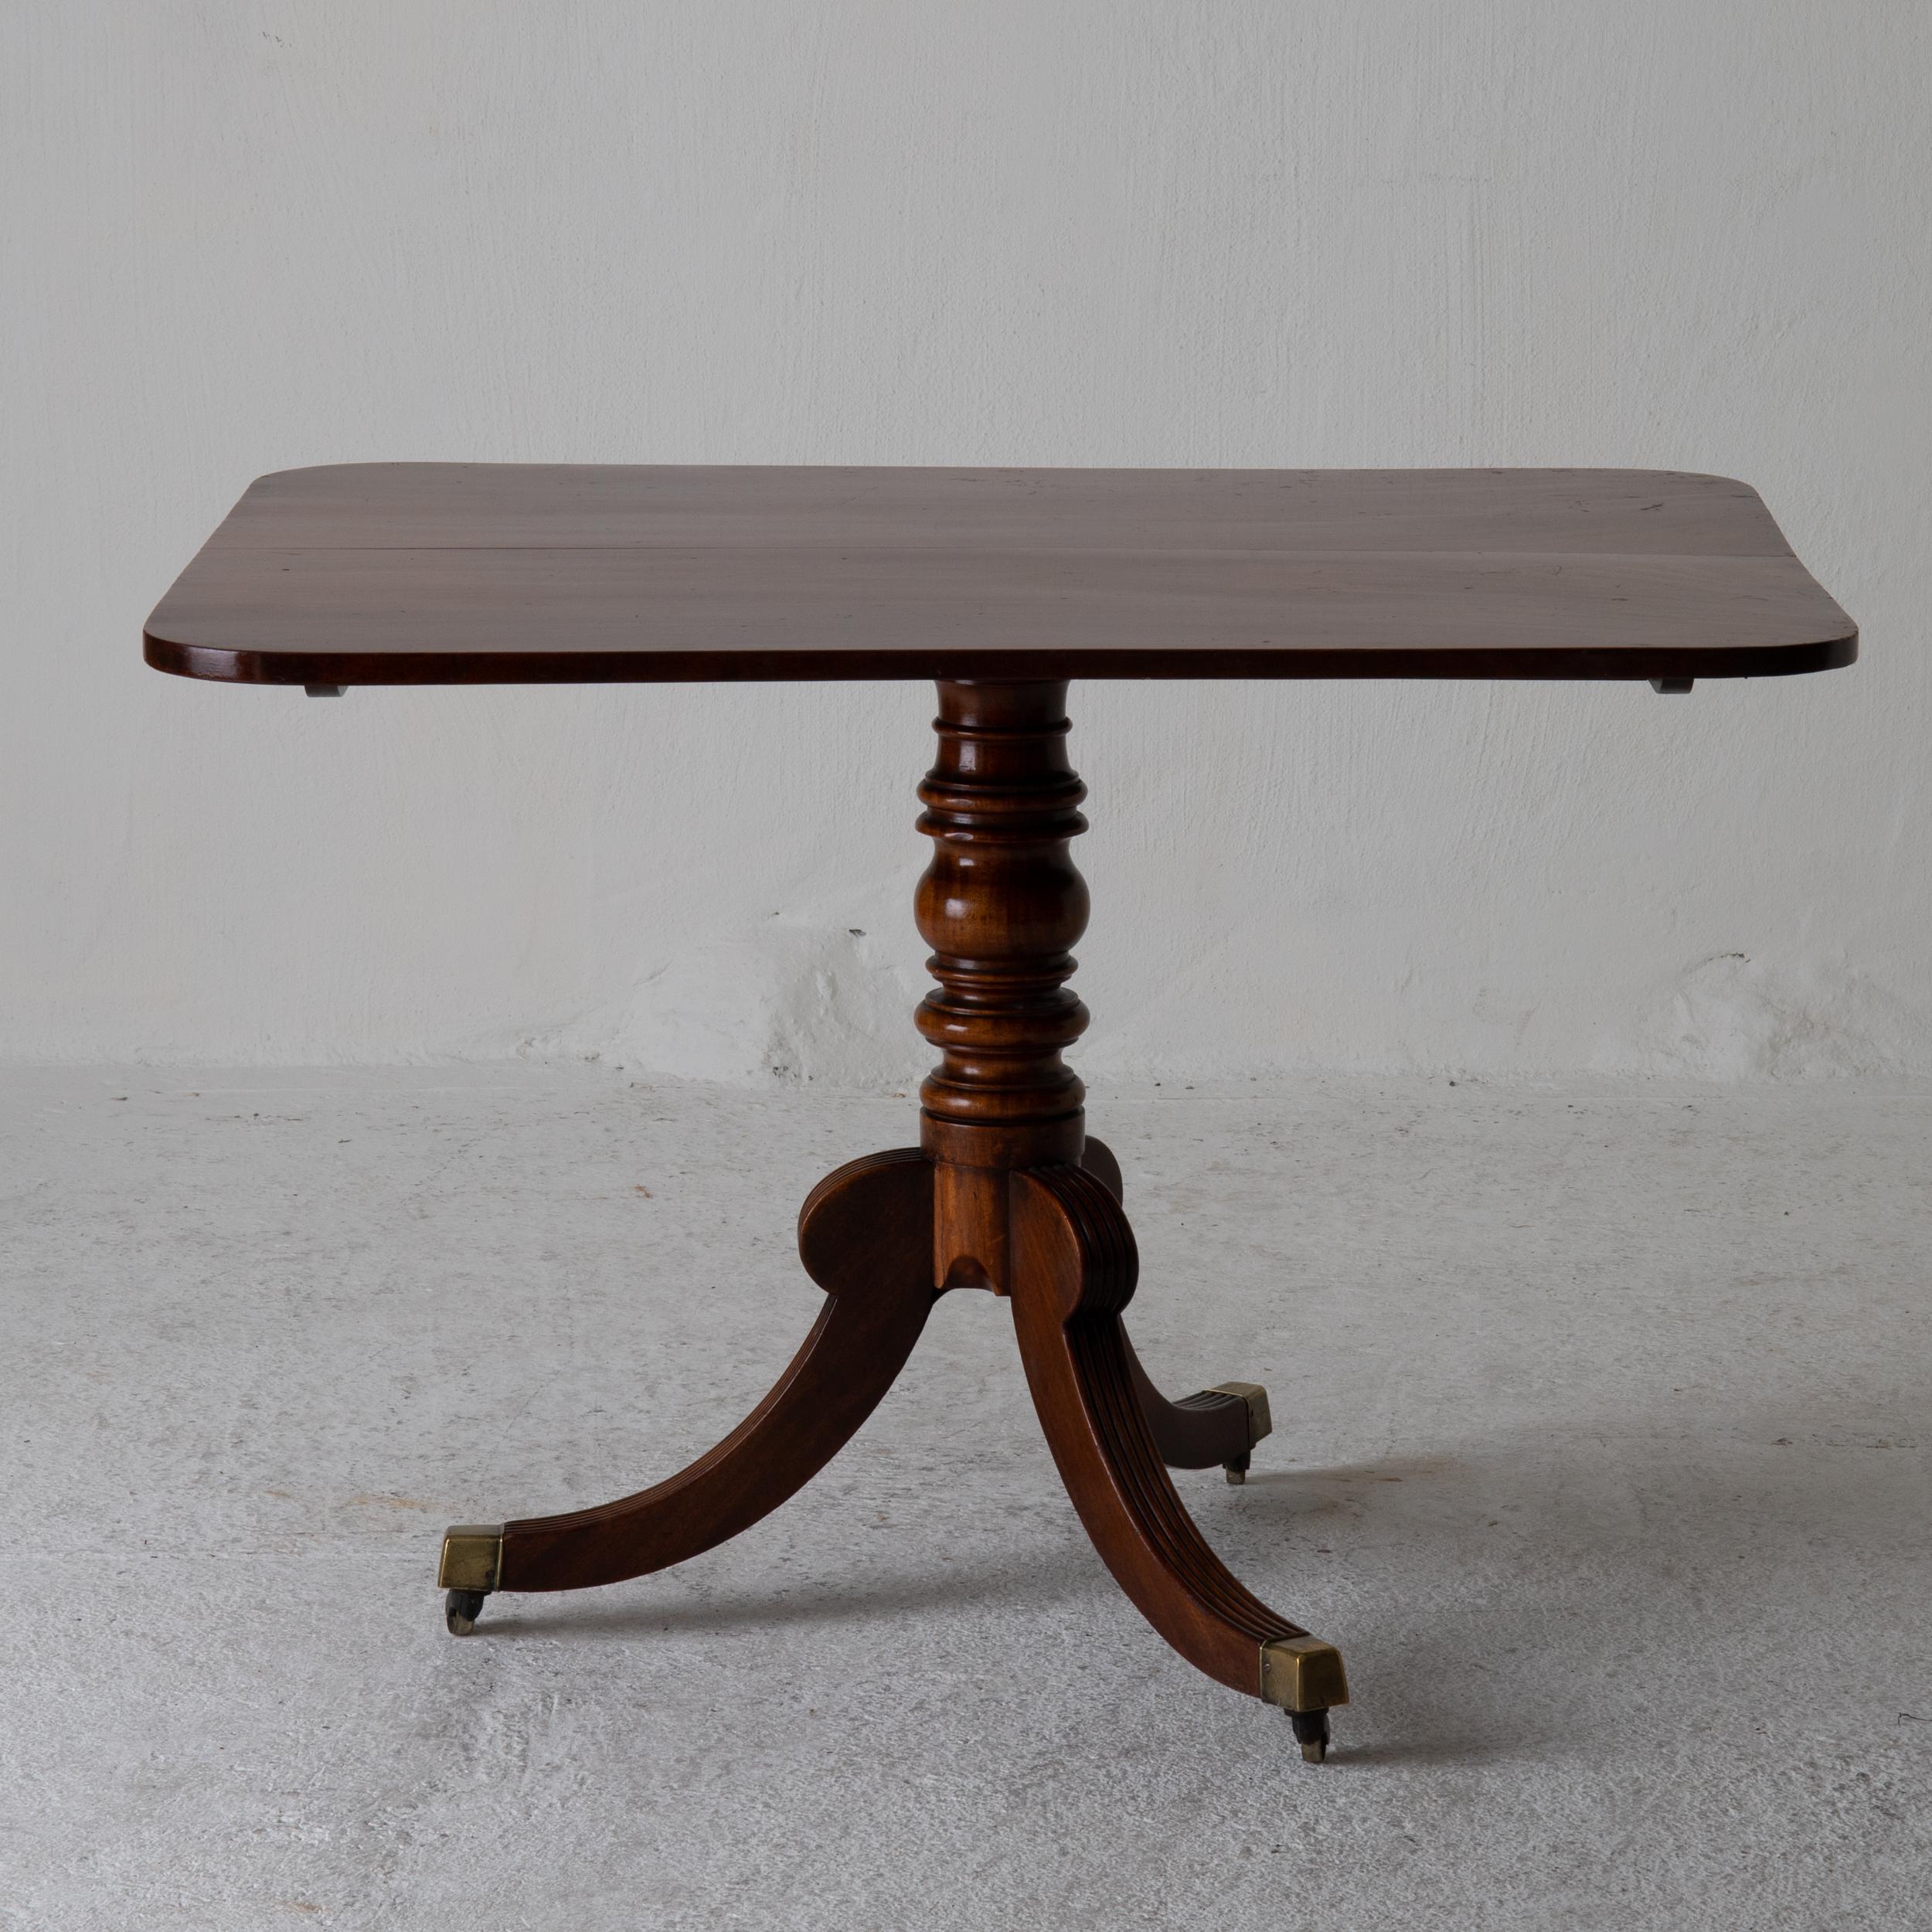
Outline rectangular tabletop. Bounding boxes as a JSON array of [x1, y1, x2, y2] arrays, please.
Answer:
[[143, 465, 1856, 685]]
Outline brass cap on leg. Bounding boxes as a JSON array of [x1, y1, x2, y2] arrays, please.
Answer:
[[1208, 1382, 1273, 1449], [1259, 1634, 1349, 1713], [437, 1524, 504, 1593]]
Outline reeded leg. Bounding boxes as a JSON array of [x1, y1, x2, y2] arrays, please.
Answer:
[[1009, 1162, 1346, 1757], [1081, 1137, 1275, 1485], [437, 1148, 934, 1624]]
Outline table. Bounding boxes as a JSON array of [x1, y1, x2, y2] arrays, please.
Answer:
[[145, 464, 1856, 1761]]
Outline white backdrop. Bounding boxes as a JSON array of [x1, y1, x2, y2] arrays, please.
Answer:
[[4, 2, 1927, 1083]]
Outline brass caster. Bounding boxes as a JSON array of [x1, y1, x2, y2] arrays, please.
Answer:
[[1260, 1634, 1349, 1764], [437, 1522, 503, 1637], [1208, 1383, 1270, 1484], [445, 1588, 488, 1635]]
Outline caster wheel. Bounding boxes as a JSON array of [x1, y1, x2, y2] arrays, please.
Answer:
[[445, 1588, 488, 1635], [1223, 1454, 1250, 1486], [1289, 1709, 1331, 1764]]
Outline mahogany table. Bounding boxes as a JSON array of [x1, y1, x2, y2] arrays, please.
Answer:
[[146, 464, 1856, 1761]]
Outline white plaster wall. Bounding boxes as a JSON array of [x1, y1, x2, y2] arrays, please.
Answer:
[[3, 2, 1927, 1083]]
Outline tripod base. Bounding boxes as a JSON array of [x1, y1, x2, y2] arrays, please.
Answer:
[[436, 1140, 1345, 1757]]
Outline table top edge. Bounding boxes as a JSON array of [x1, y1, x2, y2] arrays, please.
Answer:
[[144, 630, 1859, 687]]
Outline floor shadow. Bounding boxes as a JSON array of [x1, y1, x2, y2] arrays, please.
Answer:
[[464, 1382, 1927, 1771], [479, 1543, 1096, 1640], [1189, 1383, 1932, 1764]]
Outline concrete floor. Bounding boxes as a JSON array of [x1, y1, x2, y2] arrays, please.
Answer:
[[2, 1064, 1929, 1930]]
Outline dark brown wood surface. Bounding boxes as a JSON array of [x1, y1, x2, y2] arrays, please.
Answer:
[[1008, 1162, 1314, 1698], [145, 464, 1855, 685]]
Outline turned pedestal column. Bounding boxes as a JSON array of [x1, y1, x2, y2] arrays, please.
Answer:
[[917, 679, 1090, 1292]]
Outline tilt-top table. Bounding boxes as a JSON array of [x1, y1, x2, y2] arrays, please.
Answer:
[[146, 464, 1856, 1761]]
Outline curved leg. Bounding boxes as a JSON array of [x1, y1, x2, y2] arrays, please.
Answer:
[[1009, 1162, 1346, 1757], [1081, 1136, 1275, 1485], [437, 1148, 935, 1613]]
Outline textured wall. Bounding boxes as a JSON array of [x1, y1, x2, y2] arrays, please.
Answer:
[[4, 2, 1927, 1081]]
